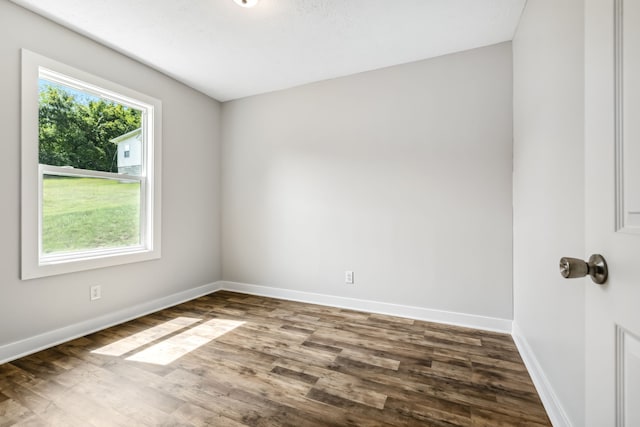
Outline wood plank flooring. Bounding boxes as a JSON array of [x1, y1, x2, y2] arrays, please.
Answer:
[[0, 291, 551, 426]]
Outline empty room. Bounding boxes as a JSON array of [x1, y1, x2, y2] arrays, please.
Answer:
[[1, 0, 638, 426]]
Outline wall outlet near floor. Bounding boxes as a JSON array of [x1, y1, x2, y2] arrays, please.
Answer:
[[345, 270, 354, 284], [90, 285, 101, 301]]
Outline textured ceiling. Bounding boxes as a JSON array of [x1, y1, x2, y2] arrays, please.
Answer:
[[11, 0, 526, 101]]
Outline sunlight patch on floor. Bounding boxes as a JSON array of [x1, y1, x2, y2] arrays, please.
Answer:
[[126, 319, 245, 365], [91, 317, 201, 357]]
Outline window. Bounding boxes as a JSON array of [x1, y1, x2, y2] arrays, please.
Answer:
[[21, 50, 162, 279]]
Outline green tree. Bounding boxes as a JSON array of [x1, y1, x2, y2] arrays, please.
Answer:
[[38, 84, 141, 173]]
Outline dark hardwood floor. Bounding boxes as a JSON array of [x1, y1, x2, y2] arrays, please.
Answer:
[[0, 291, 551, 426]]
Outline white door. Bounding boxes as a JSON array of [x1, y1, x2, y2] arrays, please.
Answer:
[[585, 0, 640, 425]]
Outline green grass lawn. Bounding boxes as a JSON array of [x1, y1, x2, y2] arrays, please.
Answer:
[[42, 176, 140, 254]]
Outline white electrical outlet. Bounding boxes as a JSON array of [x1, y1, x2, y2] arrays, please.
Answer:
[[90, 285, 101, 301], [345, 271, 354, 284]]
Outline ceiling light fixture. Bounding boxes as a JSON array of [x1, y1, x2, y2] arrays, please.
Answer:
[[233, 0, 259, 8]]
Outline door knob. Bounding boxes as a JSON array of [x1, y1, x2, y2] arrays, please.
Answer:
[[559, 254, 608, 285]]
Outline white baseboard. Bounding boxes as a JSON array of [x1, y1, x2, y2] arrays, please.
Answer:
[[0, 282, 222, 365], [0, 279, 512, 365], [512, 322, 571, 427], [217, 280, 512, 334]]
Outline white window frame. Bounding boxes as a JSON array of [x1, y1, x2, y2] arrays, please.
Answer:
[[21, 49, 162, 279]]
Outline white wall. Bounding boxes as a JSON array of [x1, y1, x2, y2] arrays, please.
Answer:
[[0, 3, 222, 352], [222, 43, 513, 321], [512, 0, 585, 425]]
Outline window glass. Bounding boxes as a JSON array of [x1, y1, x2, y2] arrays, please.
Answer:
[[38, 77, 145, 258], [39, 78, 142, 174], [41, 175, 141, 254]]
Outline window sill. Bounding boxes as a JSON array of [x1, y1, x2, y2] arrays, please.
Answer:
[[23, 247, 161, 280]]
